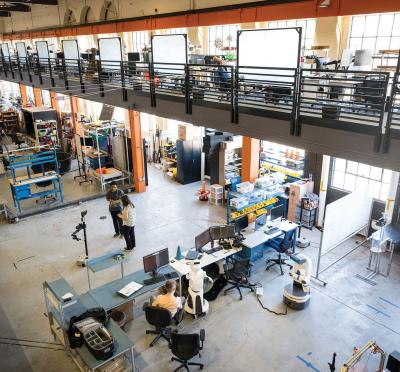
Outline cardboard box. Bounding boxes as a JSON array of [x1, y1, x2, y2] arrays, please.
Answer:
[[288, 180, 314, 222], [178, 124, 193, 141]]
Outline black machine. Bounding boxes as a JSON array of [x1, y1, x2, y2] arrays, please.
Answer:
[[128, 52, 140, 62], [270, 204, 284, 221], [143, 248, 169, 278], [234, 215, 249, 234], [195, 229, 211, 251]]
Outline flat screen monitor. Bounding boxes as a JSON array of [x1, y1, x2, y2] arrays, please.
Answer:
[[195, 229, 211, 251], [143, 248, 169, 274], [270, 204, 284, 221], [255, 213, 267, 230], [128, 52, 140, 61], [234, 215, 248, 233], [210, 225, 236, 240]]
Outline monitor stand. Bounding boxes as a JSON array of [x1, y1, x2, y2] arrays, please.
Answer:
[[150, 268, 164, 279]]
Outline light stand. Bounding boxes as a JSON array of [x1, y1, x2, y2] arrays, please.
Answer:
[[71, 210, 89, 266]]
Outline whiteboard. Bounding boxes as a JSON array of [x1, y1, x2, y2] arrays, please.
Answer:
[[62, 39, 79, 67], [16, 42, 27, 59], [321, 186, 372, 253], [36, 41, 49, 64], [1, 43, 10, 57], [98, 37, 122, 71], [152, 34, 187, 75], [238, 28, 300, 83]]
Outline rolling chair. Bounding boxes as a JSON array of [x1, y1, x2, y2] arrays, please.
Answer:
[[144, 305, 173, 347], [266, 228, 296, 275], [169, 329, 205, 372], [354, 77, 386, 112], [223, 256, 255, 300]]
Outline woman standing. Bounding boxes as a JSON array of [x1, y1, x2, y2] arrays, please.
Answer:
[[118, 195, 136, 251]]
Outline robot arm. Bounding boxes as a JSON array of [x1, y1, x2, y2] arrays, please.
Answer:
[[290, 254, 312, 288]]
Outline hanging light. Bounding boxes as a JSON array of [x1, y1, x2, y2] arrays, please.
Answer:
[[319, 0, 331, 8]]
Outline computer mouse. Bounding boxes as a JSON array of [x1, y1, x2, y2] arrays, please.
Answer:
[[170, 259, 175, 263]]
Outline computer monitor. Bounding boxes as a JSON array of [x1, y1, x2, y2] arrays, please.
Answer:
[[234, 215, 248, 234], [270, 205, 284, 221], [210, 225, 236, 240], [128, 52, 140, 62], [143, 248, 169, 276], [354, 49, 373, 67], [255, 213, 267, 231], [195, 229, 211, 251]]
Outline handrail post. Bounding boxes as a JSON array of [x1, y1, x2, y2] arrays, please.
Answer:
[[48, 57, 55, 87], [185, 64, 192, 114], [9, 55, 15, 79], [26, 56, 32, 83], [97, 60, 104, 97], [77, 58, 85, 93], [37, 58, 43, 85], [230, 65, 234, 123], [291, 68, 302, 136], [373, 72, 390, 153], [62, 58, 69, 90], [149, 62, 156, 107], [121, 61, 128, 102], [234, 66, 239, 123], [17, 57, 23, 81]]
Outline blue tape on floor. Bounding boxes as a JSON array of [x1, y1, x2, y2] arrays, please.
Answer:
[[296, 355, 321, 372], [366, 304, 391, 318], [379, 297, 400, 310]]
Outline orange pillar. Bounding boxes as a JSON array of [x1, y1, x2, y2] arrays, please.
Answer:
[[128, 110, 146, 193], [50, 91, 59, 112], [69, 96, 83, 135], [19, 84, 28, 107], [33, 87, 43, 107], [241, 137, 260, 182]]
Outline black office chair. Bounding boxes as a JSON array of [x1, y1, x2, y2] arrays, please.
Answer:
[[144, 305, 173, 347], [169, 329, 205, 372], [223, 256, 255, 300], [266, 228, 296, 275]]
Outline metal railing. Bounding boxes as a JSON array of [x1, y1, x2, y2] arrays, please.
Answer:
[[0, 55, 399, 153]]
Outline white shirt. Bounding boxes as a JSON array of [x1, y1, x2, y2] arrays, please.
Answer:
[[122, 205, 136, 227]]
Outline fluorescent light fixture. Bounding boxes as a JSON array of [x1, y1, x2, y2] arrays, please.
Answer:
[[319, 0, 331, 7]]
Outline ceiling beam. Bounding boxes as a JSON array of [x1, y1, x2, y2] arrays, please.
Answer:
[[8, 0, 58, 4]]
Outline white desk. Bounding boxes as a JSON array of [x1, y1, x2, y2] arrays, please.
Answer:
[[169, 244, 242, 277], [240, 219, 298, 249]]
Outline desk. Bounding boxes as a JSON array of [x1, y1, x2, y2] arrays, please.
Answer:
[[239, 219, 298, 262]]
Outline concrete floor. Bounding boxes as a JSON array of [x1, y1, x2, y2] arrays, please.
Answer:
[[1, 165, 399, 372]]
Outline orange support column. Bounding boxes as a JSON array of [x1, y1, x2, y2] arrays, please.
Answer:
[[69, 96, 83, 136], [128, 110, 146, 193], [241, 137, 260, 182], [19, 84, 28, 107], [33, 87, 43, 107]]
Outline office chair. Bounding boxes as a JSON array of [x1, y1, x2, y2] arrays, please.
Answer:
[[144, 305, 173, 347], [266, 228, 296, 275], [223, 256, 255, 300], [169, 329, 205, 372]]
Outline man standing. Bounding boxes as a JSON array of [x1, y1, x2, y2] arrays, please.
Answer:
[[106, 181, 124, 238]]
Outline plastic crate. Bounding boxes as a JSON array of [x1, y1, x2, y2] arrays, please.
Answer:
[[236, 181, 254, 194]]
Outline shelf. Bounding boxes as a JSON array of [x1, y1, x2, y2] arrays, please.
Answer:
[[230, 196, 281, 220]]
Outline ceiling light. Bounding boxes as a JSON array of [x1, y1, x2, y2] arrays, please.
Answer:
[[319, 0, 331, 8]]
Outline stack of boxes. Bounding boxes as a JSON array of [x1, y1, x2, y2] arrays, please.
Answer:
[[209, 184, 223, 205], [288, 180, 314, 223]]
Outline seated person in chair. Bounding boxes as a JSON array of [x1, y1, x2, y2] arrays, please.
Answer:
[[213, 56, 231, 97], [150, 280, 185, 323]]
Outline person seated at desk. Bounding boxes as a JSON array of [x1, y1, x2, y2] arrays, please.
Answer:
[[146, 280, 185, 324]]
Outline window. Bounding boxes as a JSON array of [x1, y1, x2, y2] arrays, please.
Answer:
[[267, 19, 316, 52], [348, 13, 400, 68], [208, 24, 239, 55], [331, 158, 392, 201], [132, 31, 149, 53]]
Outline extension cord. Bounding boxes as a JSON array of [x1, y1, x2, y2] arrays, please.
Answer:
[[256, 286, 263, 296]]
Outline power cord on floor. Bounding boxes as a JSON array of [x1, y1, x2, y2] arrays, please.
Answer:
[[252, 282, 288, 316]]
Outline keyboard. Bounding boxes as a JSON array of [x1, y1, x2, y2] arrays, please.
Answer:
[[143, 276, 165, 286], [164, 272, 179, 279], [206, 246, 223, 254], [265, 227, 281, 235]]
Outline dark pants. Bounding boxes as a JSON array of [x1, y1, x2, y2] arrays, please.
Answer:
[[122, 225, 136, 250], [110, 210, 122, 235]]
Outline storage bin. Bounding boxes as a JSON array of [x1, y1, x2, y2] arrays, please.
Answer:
[[236, 181, 254, 194]]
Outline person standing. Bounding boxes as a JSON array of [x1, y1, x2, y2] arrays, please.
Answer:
[[106, 181, 124, 238], [118, 194, 136, 251]]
